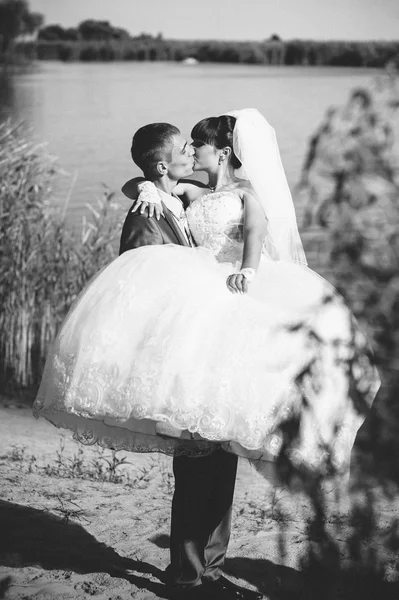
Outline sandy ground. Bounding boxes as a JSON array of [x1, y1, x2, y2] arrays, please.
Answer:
[[1, 397, 399, 600]]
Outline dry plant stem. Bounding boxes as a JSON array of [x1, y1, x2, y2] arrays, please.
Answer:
[[0, 121, 123, 388]]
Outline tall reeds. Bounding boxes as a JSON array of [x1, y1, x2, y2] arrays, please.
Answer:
[[0, 121, 122, 389]]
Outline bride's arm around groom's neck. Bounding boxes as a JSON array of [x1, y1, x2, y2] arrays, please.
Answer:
[[121, 176, 145, 200]]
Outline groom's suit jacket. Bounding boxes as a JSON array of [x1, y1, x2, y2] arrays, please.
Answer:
[[119, 200, 190, 255]]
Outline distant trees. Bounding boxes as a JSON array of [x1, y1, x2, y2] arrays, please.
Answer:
[[12, 17, 399, 67], [20, 8, 42, 36], [284, 40, 399, 68], [2, 6, 399, 69], [38, 20, 130, 43], [0, 0, 43, 55], [38, 24, 79, 42], [77, 20, 130, 41]]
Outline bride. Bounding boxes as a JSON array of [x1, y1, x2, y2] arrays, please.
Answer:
[[34, 109, 380, 477]]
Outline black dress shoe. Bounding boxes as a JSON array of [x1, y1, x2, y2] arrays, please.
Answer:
[[204, 576, 264, 600], [172, 584, 219, 599]]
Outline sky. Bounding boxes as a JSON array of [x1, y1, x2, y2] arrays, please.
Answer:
[[29, 0, 399, 42]]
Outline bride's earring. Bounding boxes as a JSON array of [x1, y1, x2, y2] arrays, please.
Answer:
[[219, 149, 228, 165]]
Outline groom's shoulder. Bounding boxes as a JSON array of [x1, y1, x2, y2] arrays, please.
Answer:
[[122, 203, 160, 228], [119, 204, 164, 254]]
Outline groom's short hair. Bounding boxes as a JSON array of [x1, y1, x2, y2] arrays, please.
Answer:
[[131, 123, 180, 178]]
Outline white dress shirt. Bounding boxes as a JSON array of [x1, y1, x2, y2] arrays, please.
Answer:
[[157, 189, 193, 246]]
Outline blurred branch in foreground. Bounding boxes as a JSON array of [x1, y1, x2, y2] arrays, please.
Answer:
[[299, 63, 399, 480], [287, 64, 399, 599]]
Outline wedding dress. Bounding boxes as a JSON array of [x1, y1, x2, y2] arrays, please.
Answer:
[[34, 190, 380, 475]]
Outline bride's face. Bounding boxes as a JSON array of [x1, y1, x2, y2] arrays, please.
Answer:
[[191, 140, 220, 173]]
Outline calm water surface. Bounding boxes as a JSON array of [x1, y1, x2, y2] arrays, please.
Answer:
[[2, 62, 380, 225]]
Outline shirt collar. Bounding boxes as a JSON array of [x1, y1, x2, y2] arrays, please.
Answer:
[[157, 189, 184, 219]]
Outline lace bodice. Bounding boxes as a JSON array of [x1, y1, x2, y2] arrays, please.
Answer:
[[186, 192, 244, 264]]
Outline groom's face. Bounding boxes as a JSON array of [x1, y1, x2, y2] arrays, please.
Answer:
[[164, 134, 195, 180]]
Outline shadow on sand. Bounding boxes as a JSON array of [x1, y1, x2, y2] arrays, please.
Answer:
[[224, 553, 399, 600], [0, 499, 169, 598], [145, 527, 399, 600]]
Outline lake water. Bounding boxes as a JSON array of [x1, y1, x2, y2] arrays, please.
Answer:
[[1, 61, 380, 225]]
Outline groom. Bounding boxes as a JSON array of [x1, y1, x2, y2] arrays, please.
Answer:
[[120, 123, 262, 600]]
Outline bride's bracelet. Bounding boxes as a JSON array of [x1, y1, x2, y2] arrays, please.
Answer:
[[137, 181, 162, 205], [239, 267, 256, 282]]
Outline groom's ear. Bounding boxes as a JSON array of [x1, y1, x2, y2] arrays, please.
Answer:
[[156, 161, 168, 176]]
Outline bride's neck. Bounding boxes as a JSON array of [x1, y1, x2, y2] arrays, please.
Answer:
[[208, 163, 237, 190]]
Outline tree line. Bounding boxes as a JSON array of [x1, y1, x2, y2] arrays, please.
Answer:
[[17, 35, 399, 68], [1, 3, 399, 67], [0, 0, 43, 54]]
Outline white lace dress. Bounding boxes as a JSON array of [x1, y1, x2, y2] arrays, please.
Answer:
[[33, 192, 380, 474]]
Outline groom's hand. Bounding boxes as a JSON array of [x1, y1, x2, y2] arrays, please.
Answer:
[[226, 273, 248, 295]]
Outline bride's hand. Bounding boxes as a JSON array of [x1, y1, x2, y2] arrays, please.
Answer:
[[226, 273, 249, 295], [226, 268, 255, 294], [131, 181, 163, 220], [131, 199, 164, 220]]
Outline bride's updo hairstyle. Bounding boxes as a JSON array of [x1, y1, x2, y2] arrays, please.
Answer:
[[191, 115, 242, 170]]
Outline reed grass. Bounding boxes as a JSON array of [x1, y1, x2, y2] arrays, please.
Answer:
[[0, 120, 122, 388]]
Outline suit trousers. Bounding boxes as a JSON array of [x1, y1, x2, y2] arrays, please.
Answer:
[[169, 448, 238, 590]]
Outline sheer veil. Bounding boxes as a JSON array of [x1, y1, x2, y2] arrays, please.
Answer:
[[224, 108, 307, 266]]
